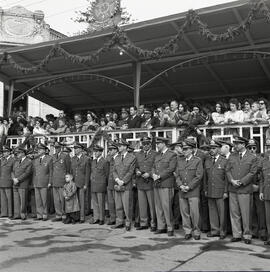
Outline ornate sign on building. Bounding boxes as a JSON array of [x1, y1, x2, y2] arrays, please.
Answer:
[[88, 0, 122, 31], [0, 5, 51, 46]]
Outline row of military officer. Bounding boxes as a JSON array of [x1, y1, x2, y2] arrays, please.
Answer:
[[0, 135, 269, 245]]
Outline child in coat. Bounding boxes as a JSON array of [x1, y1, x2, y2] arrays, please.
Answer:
[[63, 174, 80, 224]]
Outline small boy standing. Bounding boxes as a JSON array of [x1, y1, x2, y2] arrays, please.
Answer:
[[63, 174, 80, 224]]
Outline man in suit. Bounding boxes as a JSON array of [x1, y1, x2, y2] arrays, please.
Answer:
[[50, 142, 71, 222], [32, 143, 53, 221], [259, 139, 270, 245], [226, 136, 257, 244], [140, 109, 160, 129], [176, 139, 203, 240], [128, 106, 141, 129], [204, 140, 228, 239], [152, 137, 177, 237], [113, 139, 136, 231], [135, 136, 157, 231], [247, 139, 267, 241], [0, 146, 15, 218], [106, 143, 119, 225], [71, 142, 90, 223], [12, 147, 32, 220], [90, 145, 109, 225]]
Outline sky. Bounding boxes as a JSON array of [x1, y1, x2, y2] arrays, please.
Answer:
[[0, 0, 236, 36]]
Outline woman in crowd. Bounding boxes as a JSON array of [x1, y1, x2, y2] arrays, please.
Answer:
[[243, 99, 253, 123], [224, 98, 244, 124], [33, 118, 48, 135], [177, 101, 191, 127], [82, 111, 99, 132], [211, 101, 225, 125]]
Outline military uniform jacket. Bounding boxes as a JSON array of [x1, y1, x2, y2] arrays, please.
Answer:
[[259, 156, 270, 200], [152, 149, 177, 188], [204, 156, 228, 198], [90, 157, 109, 193], [175, 155, 203, 198], [71, 154, 90, 189], [52, 152, 71, 187], [226, 151, 257, 194], [32, 155, 53, 188], [12, 157, 32, 189], [107, 154, 116, 190], [113, 152, 136, 190], [135, 150, 157, 190], [0, 156, 15, 188]]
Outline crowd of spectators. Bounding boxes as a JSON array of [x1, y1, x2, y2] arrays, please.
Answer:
[[1, 98, 270, 141]]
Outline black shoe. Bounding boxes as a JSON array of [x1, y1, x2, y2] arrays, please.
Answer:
[[79, 220, 85, 224], [107, 221, 116, 225], [90, 219, 100, 224], [136, 226, 148, 230], [112, 224, 124, 229], [21, 217, 26, 221], [244, 239, 251, 244], [168, 231, 174, 237], [252, 234, 258, 239], [99, 220, 104, 225], [150, 227, 157, 232], [11, 217, 21, 220], [174, 224, 179, 230], [194, 235, 201, 240], [231, 237, 241, 242], [220, 235, 226, 240], [34, 218, 43, 221], [64, 218, 71, 224], [185, 234, 192, 240], [51, 218, 62, 222], [154, 229, 167, 234], [261, 236, 268, 242], [264, 240, 270, 245], [42, 218, 48, 221], [71, 219, 76, 225], [126, 226, 131, 231], [134, 222, 140, 228], [207, 233, 220, 238]]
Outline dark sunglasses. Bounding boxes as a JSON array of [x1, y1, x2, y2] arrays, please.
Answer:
[[248, 147, 257, 150], [259, 102, 265, 105]]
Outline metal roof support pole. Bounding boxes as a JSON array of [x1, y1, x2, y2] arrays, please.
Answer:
[[7, 80, 14, 116], [133, 62, 141, 108]]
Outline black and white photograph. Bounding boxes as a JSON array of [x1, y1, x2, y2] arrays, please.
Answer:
[[0, 0, 270, 271]]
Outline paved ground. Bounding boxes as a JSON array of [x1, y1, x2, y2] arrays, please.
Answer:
[[0, 217, 269, 272]]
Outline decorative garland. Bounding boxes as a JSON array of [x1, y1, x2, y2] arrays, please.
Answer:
[[1, 0, 270, 74]]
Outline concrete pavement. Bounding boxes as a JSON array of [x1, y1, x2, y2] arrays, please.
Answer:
[[0, 217, 269, 272]]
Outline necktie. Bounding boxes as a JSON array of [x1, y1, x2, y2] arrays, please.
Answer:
[[40, 157, 42, 164], [121, 155, 124, 162], [239, 153, 243, 160], [212, 157, 216, 164]]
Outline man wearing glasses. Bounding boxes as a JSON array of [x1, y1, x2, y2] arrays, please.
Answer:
[[258, 98, 269, 122], [246, 139, 267, 242]]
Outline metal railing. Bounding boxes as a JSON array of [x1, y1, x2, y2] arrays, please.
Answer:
[[6, 123, 270, 153]]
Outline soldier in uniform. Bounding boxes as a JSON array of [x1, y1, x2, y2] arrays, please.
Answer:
[[71, 142, 90, 223], [135, 136, 157, 231], [226, 136, 257, 244], [12, 147, 32, 220], [259, 139, 270, 245], [247, 139, 267, 241], [50, 142, 71, 222], [113, 139, 136, 231], [0, 146, 15, 218], [106, 143, 119, 225], [204, 140, 228, 239], [152, 137, 177, 237], [32, 143, 53, 221], [90, 145, 109, 225], [176, 139, 203, 240]]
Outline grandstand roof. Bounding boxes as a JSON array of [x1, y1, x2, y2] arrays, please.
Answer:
[[1, 0, 270, 110]]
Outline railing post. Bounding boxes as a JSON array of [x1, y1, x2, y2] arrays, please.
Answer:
[[172, 127, 177, 143]]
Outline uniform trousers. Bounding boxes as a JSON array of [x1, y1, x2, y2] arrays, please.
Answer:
[[53, 187, 65, 219], [229, 192, 252, 240], [115, 190, 132, 227], [0, 188, 12, 217], [154, 187, 174, 231], [252, 192, 267, 238], [13, 188, 27, 219], [35, 188, 48, 219], [200, 189, 210, 231], [107, 189, 116, 222], [179, 196, 201, 236], [265, 200, 270, 240], [208, 197, 226, 236], [77, 188, 85, 221], [172, 189, 181, 226], [138, 189, 156, 227], [92, 192, 105, 221]]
